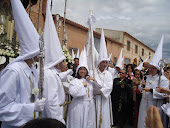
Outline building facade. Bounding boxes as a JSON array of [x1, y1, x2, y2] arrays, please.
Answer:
[[96, 29, 155, 65]]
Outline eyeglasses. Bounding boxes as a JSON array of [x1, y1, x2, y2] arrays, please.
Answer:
[[119, 72, 125, 74]]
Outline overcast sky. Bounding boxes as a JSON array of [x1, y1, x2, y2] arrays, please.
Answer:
[[52, 0, 170, 63]]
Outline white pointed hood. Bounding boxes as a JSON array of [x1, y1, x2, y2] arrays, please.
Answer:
[[150, 35, 164, 70], [44, 0, 65, 70], [72, 49, 75, 59], [109, 53, 112, 61], [136, 55, 150, 70], [11, 0, 39, 62], [76, 47, 89, 73], [116, 48, 123, 69], [98, 28, 109, 66], [76, 48, 79, 58], [122, 56, 124, 64]]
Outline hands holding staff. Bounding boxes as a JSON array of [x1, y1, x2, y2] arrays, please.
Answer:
[[87, 76, 97, 83]]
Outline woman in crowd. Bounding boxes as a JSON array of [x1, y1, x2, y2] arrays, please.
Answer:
[[132, 69, 143, 128], [66, 50, 101, 128], [126, 64, 134, 80], [164, 67, 170, 82]]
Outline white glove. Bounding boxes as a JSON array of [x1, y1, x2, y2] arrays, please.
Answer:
[[67, 69, 73, 75], [59, 69, 73, 82], [34, 98, 46, 112]]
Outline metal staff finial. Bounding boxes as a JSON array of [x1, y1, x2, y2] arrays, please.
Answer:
[[158, 59, 165, 87]]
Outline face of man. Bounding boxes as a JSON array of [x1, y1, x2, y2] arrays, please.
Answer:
[[119, 69, 126, 79], [74, 58, 79, 67], [143, 62, 149, 70], [116, 67, 120, 73], [98, 61, 108, 72], [109, 62, 114, 68], [60, 62, 68, 72], [149, 65, 158, 76]]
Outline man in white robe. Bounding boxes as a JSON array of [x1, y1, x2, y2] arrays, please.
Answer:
[[42, 1, 72, 124], [43, 61, 69, 124], [0, 0, 46, 127], [138, 36, 169, 128], [0, 58, 46, 128], [91, 28, 113, 128], [138, 65, 169, 128], [92, 60, 113, 128]]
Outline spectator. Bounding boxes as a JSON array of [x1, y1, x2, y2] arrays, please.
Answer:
[[72, 58, 79, 77], [126, 64, 134, 80], [21, 118, 66, 128], [132, 69, 143, 128], [111, 69, 133, 128]]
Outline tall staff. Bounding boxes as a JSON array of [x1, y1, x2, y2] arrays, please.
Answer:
[[37, 0, 41, 31], [38, 34, 44, 118], [36, 0, 44, 118], [156, 59, 165, 106], [158, 59, 165, 87], [62, 0, 67, 48]]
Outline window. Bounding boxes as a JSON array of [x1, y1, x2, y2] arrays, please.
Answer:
[[114, 57, 117, 64], [142, 48, 144, 56], [149, 52, 151, 59], [125, 58, 130, 64], [94, 37, 100, 53], [135, 45, 138, 54], [127, 41, 130, 51]]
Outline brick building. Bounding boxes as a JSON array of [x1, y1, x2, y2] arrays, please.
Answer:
[[96, 29, 155, 65]]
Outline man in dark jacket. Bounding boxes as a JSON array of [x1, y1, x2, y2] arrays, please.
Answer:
[[111, 69, 133, 128], [72, 58, 79, 77]]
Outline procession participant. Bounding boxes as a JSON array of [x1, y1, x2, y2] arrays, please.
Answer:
[[0, 0, 46, 127], [90, 28, 113, 128], [138, 36, 169, 128], [110, 48, 124, 80], [143, 62, 150, 73], [136, 56, 150, 77], [111, 69, 133, 128], [59, 62, 73, 120], [67, 49, 101, 128], [42, 2, 69, 124]]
